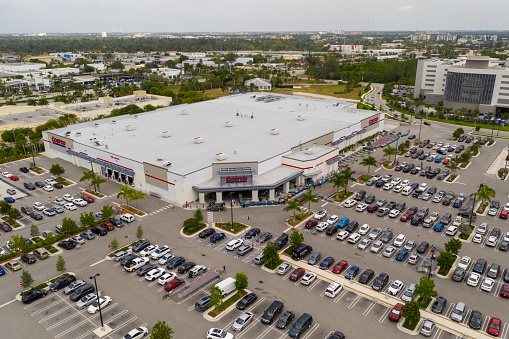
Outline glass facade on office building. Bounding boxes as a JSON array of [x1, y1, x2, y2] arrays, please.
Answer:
[[444, 72, 496, 104]]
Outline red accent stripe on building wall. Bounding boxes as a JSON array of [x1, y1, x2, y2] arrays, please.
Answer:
[[282, 163, 314, 170], [145, 173, 175, 185]]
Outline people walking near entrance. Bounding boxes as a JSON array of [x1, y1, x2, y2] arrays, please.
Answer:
[[223, 266, 226, 273]]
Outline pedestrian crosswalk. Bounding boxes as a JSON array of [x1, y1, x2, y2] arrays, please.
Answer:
[[147, 204, 174, 216], [207, 211, 214, 226]]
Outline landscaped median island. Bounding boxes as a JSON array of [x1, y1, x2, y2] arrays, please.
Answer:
[[207, 290, 247, 318], [182, 208, 207, 235], [215, 222, 248, 234], [83, 189, 105, 198], [107, 241, 139, 258], [29, 166, 47, 174], [286, 212, 312, 227], [55, 177, 75, 186], [19, 273, 73, 297]]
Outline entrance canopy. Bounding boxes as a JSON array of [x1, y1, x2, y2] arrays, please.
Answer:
[[67, 150, 135, 176]]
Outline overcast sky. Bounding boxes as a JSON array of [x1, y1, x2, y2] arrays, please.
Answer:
[[0, 0, 508, 34]]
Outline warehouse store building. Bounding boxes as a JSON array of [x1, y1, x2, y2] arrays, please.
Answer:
[[43, 93, 383, 205]]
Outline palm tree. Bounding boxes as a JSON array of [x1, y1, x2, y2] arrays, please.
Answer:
[[360, 156, 377, 174], [330, 173, 346, 197], [301, 189, 319, 211], [445, 157, 460, 176], [283, 200, 303, 222], [117, 185, 133, 207], [383, 146, 397, 164], [91, 175, 107, 193], [131, 190, 148, 210], [79, 170, 94, 190], [339, 167, 356, 196], [477, 185, 495, 208]]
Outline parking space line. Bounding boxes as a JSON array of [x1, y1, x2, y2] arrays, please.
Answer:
[[38, 305, 72, 322], [222, 297, 266, 330], [432, 328, 442, 339], [24, 296, 54, 310], [501, 323, 509, 339], [301, 323, 319, 339], [334, 290, 347, 303], [52, 299, 107, 337], [235, 314, 264, 338], [363, 300, 377, 316], [379, 307, 391, 323], [71, 310, 130, 339], [347, 295, 361, 309], [31, 299, 65, 316], [307, 278, 321, 292]]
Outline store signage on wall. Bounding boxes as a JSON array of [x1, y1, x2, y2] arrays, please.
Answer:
[[51, 136, 66, 147], [226, 176, 248, 183], [368, 117, 379, 126]]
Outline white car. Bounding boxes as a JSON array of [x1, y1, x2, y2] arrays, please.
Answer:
[[383, 183, 394, 190], [33, 202, 45, 211], [358, 224, 370, 235], [125, 257, 149, 272], [301, 272, 317, 285], [326, 215, 339, 225], [336, 230, 349, 241], [486, 235, 498, 247], [316, 222, 329, 232], [387, 280, 404, 295], [348, 233, 361, 244], [400, 180, 410, 187], [63, 194, 74, 201], [481, 278, 495, 292], [504, 203, 509, 212], [343, 199, 356, 208], [407, 253, 420, 265], [467, 272, 481, 286], [419, 183, 428, 191], [357, 238, 371, 250], [391, 177, 401, 185], [383, 246, 396, 257], [488, 208, 498, 216], [277, 262, 292, 275], [145, 267, 165, 281], [457, 256, 471, 270], [226, 239, 243, 251], [355, 203, 368, 212], [477, 223, 489, 235], [429, 212, 439, 222], [504, 232, 509, 242], [445, 225, 458, 236], [432, 195, 443, 203], [158, 252, 175, 265], [150, 245, 170, 260], [421, 193, 432, 201], [370, 240, 384, 253], [314, 210, 327, 219], [73, 198, 87, 207], [157, 272, 177, 285], [206, 328, 234, 339], [69, 235, 86, 245], [54, 197, 66, 205], [43, 208, 56, 216], [43, 185, 54, 192], [87, 296, 112, 314], [389, 209, 401, 218], [393, 234, 406, 247], [1, 172, 11, 178], [123, 327, 149, 339], [140, 245, 159, 257], [393, 185, 403, 193], [44, 178, 56, 185], [472, 234, 483, 243], [64, 203, 77, 211], [232, 312, 253, 332]]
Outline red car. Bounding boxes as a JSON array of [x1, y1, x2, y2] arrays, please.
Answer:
[[367, 204, 379, 213], [332, 260, 348, 274], [0, 222, 12, 232], [82, 196, 94, 203], [289, 268, 305, 282], [10, 175, 19, 181], [487, 317, 501, 336], [389, 303, 403, 322], [499, 284, 509, 298], [305, 219, 318, 229], [411, 153, 419, 159], [423, 121, 431, 126], [443, 159, 450, 165], [164, 278, 185, 291], [101, 222, 115, 231], [500, 211, 508, 219], [400, 207, 417, 221]]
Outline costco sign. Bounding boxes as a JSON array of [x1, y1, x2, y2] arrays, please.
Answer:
[[368, 117, 379, 126], [226, 176, 248, 183], [51, 136, 66, 147]]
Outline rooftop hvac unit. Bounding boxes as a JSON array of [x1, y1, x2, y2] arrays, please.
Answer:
[[75, 132, 81, 136], [181, 110, 189, 115], [194, 136, 204, 144], [94, 123, 99, 128], [162, 131, 172, 138], [225, 121, 234, 127], [65, 131, 71, 136], [111, 120, 116, 124], [126, 125, 135, 131], [133, 114, 138, 119], [297, 115, 305, 121], [163, 161, 172, 167], [271, 128, 280, 135], [332, 102, 339, 106], [250, 94, 256, 98], [216, 153, 227, 161], [305, 148, 314, 155], [95, 140, 105, 146]]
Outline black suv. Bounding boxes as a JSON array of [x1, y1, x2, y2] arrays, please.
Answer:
[[90, 226, 108, 236], [380, 228, 393, 243], [70, 284, 95, 301], [452, 267, 466, 282], [386, 201, 397, 210], [416, 241, 429, 254], [345, 220, 359, 233], [372, 273, 389, 291], [472, 258, 487, 274], [132, 239, 150, 252], [24, 182, 36, 190], [354, 190, 366, 201], [358, 269, 374, 284], [50, 275, 77, 292], [432, 297, 447, 314], [439, 213, 452, 225], [261, 300, 284, 324], [395, 201, 406, 211], [365, 194, 376, 204]]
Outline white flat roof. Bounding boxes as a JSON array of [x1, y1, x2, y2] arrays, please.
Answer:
[[52, 93, 377, 175]]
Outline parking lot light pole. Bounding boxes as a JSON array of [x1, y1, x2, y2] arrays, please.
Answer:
[[230, 192, 234, 232], [469, 184, 482, 227], [90, 274, 104, 330], [418, 118, 423, 143], [28, 142, 36, 168]]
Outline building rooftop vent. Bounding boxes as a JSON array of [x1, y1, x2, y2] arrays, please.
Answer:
[[216, 153, 227, 161], [75, 132, 81, 137], [95, 140, 105, 146], [94, 123, 99, 128], [181, 109, 189, 115], [65, 131, 71, 137], [194, 136, 204, 144], [163, 161, 172, 167], [126, 125, 135, 131], [133, 114, 139, 119], [111, 120, 116, 124], [297, 115, 305, 121], [162, 131, 172, 138], [271, 128, 280, 135], [305, 148, 314, 155], [225, 121, 234, 127]]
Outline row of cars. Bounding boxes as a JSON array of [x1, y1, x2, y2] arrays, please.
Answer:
[[452, 256, 509, 296]]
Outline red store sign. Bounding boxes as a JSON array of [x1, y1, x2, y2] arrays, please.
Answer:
[[368, 117, 379, 126], [51, 136, 66, 147], [226, 176, 248, 183]]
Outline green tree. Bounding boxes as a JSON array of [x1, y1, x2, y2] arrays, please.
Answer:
[[360, 155, 377, 174], [452, 128, 464, 139], [21, 270, 35, 289], [234, 272, 248, 293], [209, 286, 223, 309], [61, 217, 77, 234], [79, 170, 94, 190], [0, 201, 12, 215], [445, 157, 460, 176], [91, 175, 107, 193], [339, 167, 356, 196], [458, 222, 472, 236], [117, 185, 133, 207], [110, 237, 119, 251], [477, 184, 495, 208], [56, 255, 66, 273], [401, 300, 421, 326], [30, 224, 40, 237], [289, 228, 304, 249], [6, 208, 21, 220], [8, 235, 26, 252], [130, 189, 147, 209], [301, 189, 318, 211], [193, 208, 204, 223], [414, 276, 437, 306], [136, 225, 143, 240], [79, 212, 95, 228], [101, 204, 115, 220], [262, 242, 280, 268], [149, 320, 174, 339], [49, 164, 65, 177], [109, 60, 124, 70], [330, 173, 346, 196], [283, 200, 302, 221], [444, 238, 462, 255], [436, 251, 455, 272], [383, 145, 397, 164]]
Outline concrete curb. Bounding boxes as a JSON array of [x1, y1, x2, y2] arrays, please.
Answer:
[[203, 289, 252, 322], [436, 256, 459, 280], [261, 265, 277, 274], [474, 202, 488, 216], [396, 317, 422, 335], [486, 141, 496, 147], [49, 245, 63, 257], [460, 162, 472, 170], [29, 167, 49, 176], [444, 175, 459, 184], [15, 272, 76, 301], [285, 214, 313, 229]]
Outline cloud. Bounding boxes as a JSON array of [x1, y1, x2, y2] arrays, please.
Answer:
[[398, 5, 414, 11]]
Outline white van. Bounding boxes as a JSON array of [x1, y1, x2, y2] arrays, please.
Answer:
[[215, 277, 236, 297], [324, 282, 343, 298], [401, 186, 413, 196], [120, 214, 135, 223]]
